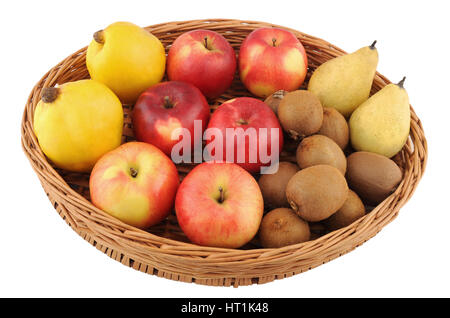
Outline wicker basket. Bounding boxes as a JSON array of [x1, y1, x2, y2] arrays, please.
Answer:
[[21, 19, 427, 287]]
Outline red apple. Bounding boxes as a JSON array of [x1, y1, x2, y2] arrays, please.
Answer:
[[205, 97, 284, 174], [175, 162, 264, 248], [239, 27, 308, 98], [167, 30, 237, 100], [89, 141, 179, 229], [132, 81, 210, 157]]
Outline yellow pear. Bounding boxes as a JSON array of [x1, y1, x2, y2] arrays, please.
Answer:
[[86, 21, 166, 104], [308, 41, 378, 117], [349, 77, 410, 158]]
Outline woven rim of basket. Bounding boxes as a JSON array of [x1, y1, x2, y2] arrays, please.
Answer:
[[21, 19, 428, 287]]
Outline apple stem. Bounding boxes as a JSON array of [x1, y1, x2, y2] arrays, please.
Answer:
[[130, 167, 138, 178], [93, 30, 105, 44], [397, 76, 406, 88], [204, 37, 209, 50], [163, 96, 173, 109], [370, 40, 377, 50], [41, 87, 60, 103], [218, 186, 225, 203], [272, 38, 277, 47], [236, 118, 248, 126]]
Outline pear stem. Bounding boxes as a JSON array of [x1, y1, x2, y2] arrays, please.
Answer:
[[370, 40, 377, 50], [41, 87, 60, 103], [397, 76, 406, 88]]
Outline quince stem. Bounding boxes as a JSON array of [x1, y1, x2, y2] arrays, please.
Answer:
[[94, 30, 105, 44], [41, 87, 60, 103]]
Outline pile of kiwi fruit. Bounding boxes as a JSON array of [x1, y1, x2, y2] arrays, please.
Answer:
[[257, 89, 403, 248]]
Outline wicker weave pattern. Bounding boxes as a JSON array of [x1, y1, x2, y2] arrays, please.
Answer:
[[21, 19, 427, 287]]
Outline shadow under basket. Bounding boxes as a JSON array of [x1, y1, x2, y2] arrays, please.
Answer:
[[21, 19, 428, 287]]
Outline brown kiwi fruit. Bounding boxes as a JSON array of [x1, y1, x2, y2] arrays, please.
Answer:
[[346, 151, 402, 205], [259, 208, 310, 248], [264, 89, 287, 114], [296, 135, 347, 175], [286, 165, 348, 222], [277, 90, 323, 139], [323, 190, 365, 231], [258, 162, 299, 208], [318, 107, 349, 150]]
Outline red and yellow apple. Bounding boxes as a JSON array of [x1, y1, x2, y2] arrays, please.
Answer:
[[167, 29, 236, 100], [132, 81, 210, 157], [205, 97, 284, 174], [238, 27, 308, 98], [89, 142, 180, 229], [175, 162, 264, 248]]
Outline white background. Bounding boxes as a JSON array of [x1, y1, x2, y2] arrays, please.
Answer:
[[1, 0, 448, 298]]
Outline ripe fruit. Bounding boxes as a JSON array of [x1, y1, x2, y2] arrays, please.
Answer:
[[86, 21, 166, 104], [206, 97, 284, 173], [308, 41, 379, 117], [318, 107, 350, 150], [286, 165, 349, 222], [167, 30, 236, 100], [239, 28, 308, 98], [349, 78, 411, 158], [323, 190, 365, 231], [89, 142, 180, 229], [33, 80, 123, 172], [259, 208, 310, 248], [296, 135, 347, 175], [258, 161, 299, 208], [175, 162, 264, 248], [346, 151, 402, 205], [277, 90, 323, 139], [132, 81, 210, 157]]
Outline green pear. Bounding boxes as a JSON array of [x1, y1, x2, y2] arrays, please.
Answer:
[[308, 41, 379, 117], [349, 77, 410, 158]]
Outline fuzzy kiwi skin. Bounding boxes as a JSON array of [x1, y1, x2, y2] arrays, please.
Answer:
[[286, 165, 349, 222], [323, 190, 365, 231], [318, 107, 349, 150], [346, 151, 402, 205], [258, 162, 299, 209], [296, 135, 347, 175], [259, 208, 310, 248], [264, 89, 287, 114], [277, 90, 323, 139]]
